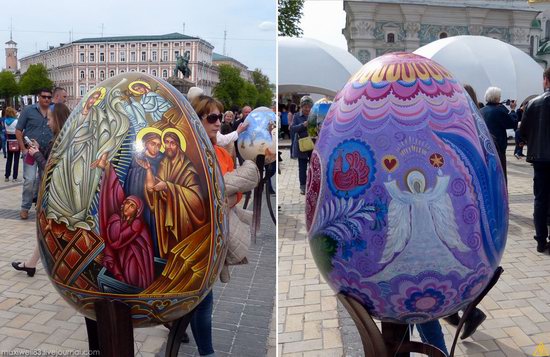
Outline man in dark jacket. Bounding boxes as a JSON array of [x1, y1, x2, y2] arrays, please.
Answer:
[[480, 87, 518, 181], [520, 68, 550, 253]]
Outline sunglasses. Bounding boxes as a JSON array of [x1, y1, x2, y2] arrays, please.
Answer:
[[205, 113, 222, 124], [41, 95, 52, 100]]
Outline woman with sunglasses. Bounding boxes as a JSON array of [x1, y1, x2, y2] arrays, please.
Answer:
[[12, 103, 71, 277], [187, 94, 260, 357]]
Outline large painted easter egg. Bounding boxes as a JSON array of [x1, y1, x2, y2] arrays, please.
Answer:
[[237, 106, 276, 161], [306, 53, 508, 324], [36, 73, 227, 327]]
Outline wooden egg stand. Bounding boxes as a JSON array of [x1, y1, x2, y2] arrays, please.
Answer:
[[338, 266, 503, 357]]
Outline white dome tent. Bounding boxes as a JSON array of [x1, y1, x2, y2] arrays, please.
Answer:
[[278, 37, 362, 97], [414, 35, 543, 105]]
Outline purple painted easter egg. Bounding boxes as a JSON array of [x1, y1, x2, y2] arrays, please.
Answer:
[[306, 53, 508, 324]]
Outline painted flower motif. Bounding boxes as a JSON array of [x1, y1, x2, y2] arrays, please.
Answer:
[[404, 288, 446, 313], [330, 260, 387, 316], [389, 274, 458, 317], [459, 264, 491, 300]]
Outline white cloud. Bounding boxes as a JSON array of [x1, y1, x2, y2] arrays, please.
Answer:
[[258, 21, 275, 31]]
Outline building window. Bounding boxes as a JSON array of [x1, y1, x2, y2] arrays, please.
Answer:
[[110, 52, 115, 62], [99, 52, 105, 62], [387, 33, 395, 43], [100, 70, 105, 80], [110, 44, 115, 48], [152, 51, 158, 61], [90, 70, 95, 79], [162, 69, 168, 78], [80, 70, 85, 79], [79, 85, 86, 96], [89, 85, 94, 91], [130, 51, 136, 62], [141, 69, 146, 73], [439, 32, 448, 39], [131, 44, 136, 48], [152, 43, 157, 47], [90, 53, 95, 62], [141, 51, 146, 61], [120, 69, 125, 73], [80, 46, 84, 49], [174, 43, 179, 47], [90, 45, 94, 49], [162, 50, 168, 61], [120, 51, 126, 62], [130, 69, 136, 72], [175, 50, 179, 58], [109, 70, 115, 77], [152, 69, 157, 76], [80, 53, 85, 62]]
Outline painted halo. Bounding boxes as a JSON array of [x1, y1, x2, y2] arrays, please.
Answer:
[[237, 106, 276, 162], [306, 52, 508, 324], [37, 73, 228, 327]]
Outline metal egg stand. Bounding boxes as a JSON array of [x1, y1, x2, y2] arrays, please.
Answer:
[[338, 266, 503, 357]]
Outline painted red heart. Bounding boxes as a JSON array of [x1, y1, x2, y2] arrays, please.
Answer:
[[383, 158, 397, 171]]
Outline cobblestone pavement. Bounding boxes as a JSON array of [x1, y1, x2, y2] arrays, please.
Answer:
[[278, 146, 550, 357], [0, 154, 276, 357]]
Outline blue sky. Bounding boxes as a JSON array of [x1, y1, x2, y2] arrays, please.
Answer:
[[0, 0, 276, 81]]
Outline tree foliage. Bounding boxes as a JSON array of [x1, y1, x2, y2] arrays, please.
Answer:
[[19, 64, 53, 95], [214, 65, 274, 110], [278, 0, 304, 37], [251, 69, 274, 107], [0, 71, 19, 105], [240, 81, 258, 108], [213, 64, 245, 110]]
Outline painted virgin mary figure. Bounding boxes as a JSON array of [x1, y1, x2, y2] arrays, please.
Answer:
[[372, 170, 471, 280], [123, 128, 164, 257], [45, 87, 130, 231], [94, 152, 154, 289]]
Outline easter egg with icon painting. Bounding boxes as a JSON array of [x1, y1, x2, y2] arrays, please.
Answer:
[[306, 53, 508, 323], [36, 73, 227, 327], [237, 106, 276, 162]]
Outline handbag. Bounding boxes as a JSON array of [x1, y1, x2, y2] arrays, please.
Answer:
[[298, 136, 314, 152], [7, 140, 19, 152]]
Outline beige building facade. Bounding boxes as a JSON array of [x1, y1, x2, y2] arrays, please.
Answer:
[[212, 52, 253, 82], [19, 33, 219, 107], [343, 0, 543, 65]]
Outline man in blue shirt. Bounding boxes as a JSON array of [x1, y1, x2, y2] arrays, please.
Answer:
[[15, 88, 53, 220]]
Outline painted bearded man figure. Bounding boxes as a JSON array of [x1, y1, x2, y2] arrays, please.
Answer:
[[141, 130, 206, 258]]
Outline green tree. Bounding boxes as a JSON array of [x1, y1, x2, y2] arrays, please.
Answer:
[[213, 64, 245, 109], [278, 0, 304, 37], [251, 69, 273, 107], [239, 81, 258, 108], [19, 64, 53, 95], [0, 71, 19, 106]]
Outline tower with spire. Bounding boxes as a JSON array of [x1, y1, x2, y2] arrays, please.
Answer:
[[5, 20, 17, 72]]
